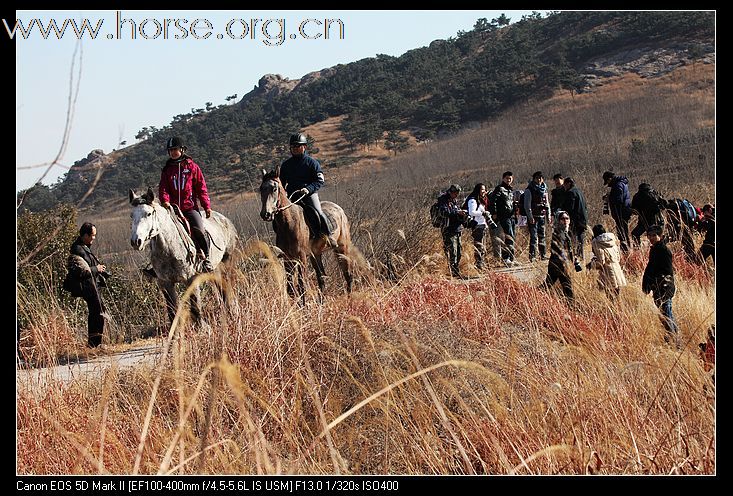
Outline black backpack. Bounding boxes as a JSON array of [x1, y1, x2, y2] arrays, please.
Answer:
[[430, 200, 447, 228], [518, 191, 527, 217]]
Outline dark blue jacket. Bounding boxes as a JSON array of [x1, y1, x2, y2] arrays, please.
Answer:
[[608, 175, 631, 219], [279, 154, 325, 196]]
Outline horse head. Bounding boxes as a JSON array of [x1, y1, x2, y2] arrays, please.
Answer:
[[259, 169, 282, 222], [129, 188, 160, 251]]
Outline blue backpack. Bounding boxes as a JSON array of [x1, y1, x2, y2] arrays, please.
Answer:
[[672, 198, 696, 227]]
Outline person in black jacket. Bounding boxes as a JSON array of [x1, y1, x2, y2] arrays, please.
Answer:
[[437, 184, 468, 278], [550, 174, 567, 216], [642, 225, 679, 348], [630, 183, 665, 247], [698, 204, 715, 264], [603, 171, 632, 253], [279, 133, 337, 247], [562, 177, 588, 263], [488, 171, 518, 266], [70, 222, 109, 348], [540, 211, 578, 301]]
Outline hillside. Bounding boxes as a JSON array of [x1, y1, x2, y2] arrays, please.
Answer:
[[17, 11, 714, 213]]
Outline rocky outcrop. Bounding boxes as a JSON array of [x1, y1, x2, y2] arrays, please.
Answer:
[[239, 74, 300, 105], [580, 42, 715, 90]]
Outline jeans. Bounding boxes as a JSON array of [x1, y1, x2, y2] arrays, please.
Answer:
[[657, 298, 679, 346], [528, 216, 546, 260], [497, 217, 516, 261]]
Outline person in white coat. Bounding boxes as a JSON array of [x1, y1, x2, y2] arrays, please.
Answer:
[[465, 183, 491, 270], [587, 223, 628, 299]]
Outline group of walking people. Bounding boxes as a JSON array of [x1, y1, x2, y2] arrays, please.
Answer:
[[436, 169, 715, 348]]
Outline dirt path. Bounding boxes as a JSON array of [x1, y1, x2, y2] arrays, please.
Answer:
[[17, 263, 543, 392], [17, 343, 162, 393]]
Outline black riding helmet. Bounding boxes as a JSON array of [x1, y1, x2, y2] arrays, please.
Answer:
[[289, 133, 308, 146], [166, 137, 185, 151]]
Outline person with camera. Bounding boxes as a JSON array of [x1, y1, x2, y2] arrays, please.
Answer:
[[69, 222, 109, 348], [437, 184, 468, 278], [464, 183, 492, 271], [540, 211, 579, 302]]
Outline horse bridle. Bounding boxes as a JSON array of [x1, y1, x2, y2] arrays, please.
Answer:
[[268, 177, 306, 214]]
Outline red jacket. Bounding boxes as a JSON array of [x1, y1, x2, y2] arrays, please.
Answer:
[[159, 157, 211, 212]]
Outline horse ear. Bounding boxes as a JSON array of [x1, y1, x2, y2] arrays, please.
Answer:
[[129, 189, 137, 204], [144, 187, 155, 204], [261, 169, 267, 178], [274, 165, 281, 178]]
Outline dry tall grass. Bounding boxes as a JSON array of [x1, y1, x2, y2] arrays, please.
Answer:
[[17, 64, 715, 474]]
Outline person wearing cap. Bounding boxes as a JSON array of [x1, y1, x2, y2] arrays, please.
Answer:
[[540, 210, 578, 301], [488, 171, 518, 266], [437, 183, 468, 278], [159, 137, 214, 272], [642, 225, 679, 348], [279, 133, 338, 247], [603, 170, 632, 253], [523, 171, 550, 262], [562, 177, 588, 263]]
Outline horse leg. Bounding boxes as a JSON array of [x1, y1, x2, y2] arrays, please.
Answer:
[[284, 259, 298, 299], [310, 253, 326, 293], [160, 281, 178, 331], [335, 245, 353, 294]]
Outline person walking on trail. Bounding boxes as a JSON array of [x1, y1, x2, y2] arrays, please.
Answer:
[[562, 176, 588, 263], [465, 183, 491, 270], [603, 170, 632, 253], [70, 222, 110, 348], [642, 225, 680, 348], [437, 184, 468, 278], [540, 211, 579, 302], [279, 133, 338, 248], [587, 224, 627, 299], [523, 171, 550, 262], [488, 171, 518, 266], [550, 173, 567, 217], [697, 204, 715, 265], [159, 136, 214, 273], [630, 183, 665, 247]]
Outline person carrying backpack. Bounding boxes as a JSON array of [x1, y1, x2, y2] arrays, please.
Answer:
[[437, 184, 468, 278], [603, 171, 632, 253], [523, 171, 550, 262], [630, 183, 665, 247]]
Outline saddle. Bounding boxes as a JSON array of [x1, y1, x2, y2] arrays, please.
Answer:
[[302, 205, 335, 240]]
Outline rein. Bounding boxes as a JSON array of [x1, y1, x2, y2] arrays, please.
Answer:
[[272, 179, 307, 214]]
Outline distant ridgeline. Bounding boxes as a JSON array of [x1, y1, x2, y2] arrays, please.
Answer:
[[19, 11, 714, 213]]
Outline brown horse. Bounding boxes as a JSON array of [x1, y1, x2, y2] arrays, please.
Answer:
[[259, 169, 353, 302]]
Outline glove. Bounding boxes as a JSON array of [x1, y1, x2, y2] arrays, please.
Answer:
[[298, 187, 309, 196], [205, 209, 212, 218]]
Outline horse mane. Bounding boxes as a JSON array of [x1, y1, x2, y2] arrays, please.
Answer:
[[131, 196, 155, 206], [263, 170, 280, 181]]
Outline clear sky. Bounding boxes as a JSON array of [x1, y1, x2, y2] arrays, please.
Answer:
[[15, 10, 545, 191]]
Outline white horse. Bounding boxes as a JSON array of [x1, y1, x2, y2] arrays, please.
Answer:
[[129, 188, 238, 327]]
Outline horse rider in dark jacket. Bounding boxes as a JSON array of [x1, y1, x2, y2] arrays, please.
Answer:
[[70, 222, 109, 348], [603, 171, 632, 253], [279, 133, 338, 247]]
